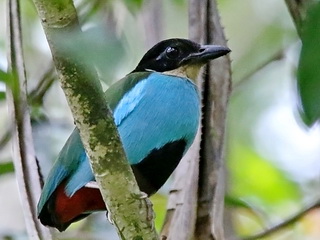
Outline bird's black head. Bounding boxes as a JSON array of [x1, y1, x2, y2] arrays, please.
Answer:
[[132, 38, 230, 78]]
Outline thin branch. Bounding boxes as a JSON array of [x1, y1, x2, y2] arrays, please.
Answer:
[[6, 0, 52, 239], [0, 65, 55, 151], [232, 49, 284, 92], [31, 0, 158, 239], [236, 0, 317, 94], [28, 63, 56, 106], [242, 200, 320, 240], [0, 128, 11, 150]]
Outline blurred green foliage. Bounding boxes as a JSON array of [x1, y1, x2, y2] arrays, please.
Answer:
[[0, 69, 8, 83], [0, 162, 14, 175], [1, 0, 320, 239], [123, 0, 144, 12], [228, 144, 300, 205], [150, 194, 167, 231], [0, 69, 5, 100], [56, 26, 125, 84], [0, 92, 5, 101], [297, 2, 320, 126]]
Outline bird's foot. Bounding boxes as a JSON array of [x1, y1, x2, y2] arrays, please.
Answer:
[[106, 211, 114, 225], [139, 192, 155, 228]]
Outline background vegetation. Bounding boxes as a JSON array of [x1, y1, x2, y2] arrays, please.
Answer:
[[0, 0, 320, 239]]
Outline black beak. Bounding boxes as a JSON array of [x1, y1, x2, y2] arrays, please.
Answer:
[[183, 44, 231, 64]]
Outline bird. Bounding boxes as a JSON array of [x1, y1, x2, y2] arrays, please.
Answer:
[[37, 38, 230, 231]]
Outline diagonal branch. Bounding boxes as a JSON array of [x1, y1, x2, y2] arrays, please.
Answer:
[[6, 0, 52, 239], [1, 64, 56, 152], [28, 63, 56, 106], [0, 128, 11, 151], [31, 0, 158, 239], [233, 49, 284, 92], [242, 200, 320, 240]]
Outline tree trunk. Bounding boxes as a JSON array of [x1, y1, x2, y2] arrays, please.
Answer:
[[161, 1, 231, 240]]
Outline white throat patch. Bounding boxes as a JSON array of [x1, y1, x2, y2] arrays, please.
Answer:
[[162, 64, 202, 81]]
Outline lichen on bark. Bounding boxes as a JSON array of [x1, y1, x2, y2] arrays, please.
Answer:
[[31, 0, 159, 239]]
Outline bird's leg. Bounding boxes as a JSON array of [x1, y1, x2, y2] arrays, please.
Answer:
[[106, 193, 153, 227], [85, 182, 153, 226]]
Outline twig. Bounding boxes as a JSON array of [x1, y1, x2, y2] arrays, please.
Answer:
[[0, 65, 55, 151], [28, 63, 56, 106], [0, 128, 11, 150], [232, 49, 284, 92], [6, 0, 52, 239], [242, 200, 320, 240]]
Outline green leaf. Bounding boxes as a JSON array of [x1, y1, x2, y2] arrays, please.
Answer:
[[225, 195, 252, 209], [0, 162, 14, 175], [297, 2, 320, 126], [0, 69, 9, 83], [123, 0, 144, 12], [150, 193, 167, 231], [0, 91, 5, 100], [228, 144, 300, 205]]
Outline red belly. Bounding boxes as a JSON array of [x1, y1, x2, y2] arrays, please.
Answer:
[[55, 183, 106, 223]]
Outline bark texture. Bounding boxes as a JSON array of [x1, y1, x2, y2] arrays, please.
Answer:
[[6, 0, 53, 239], [31, 0, 158, 239], [161, 1, 231, 240]]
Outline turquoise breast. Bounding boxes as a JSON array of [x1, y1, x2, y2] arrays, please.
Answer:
[[114, 72, 200, 165]]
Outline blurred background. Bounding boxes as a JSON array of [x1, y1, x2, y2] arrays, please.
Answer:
[[1, 0, 320, 239]]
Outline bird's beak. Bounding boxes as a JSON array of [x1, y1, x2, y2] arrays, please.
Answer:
[[183, 44, 231, 64]]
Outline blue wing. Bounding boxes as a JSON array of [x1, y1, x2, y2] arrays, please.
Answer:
[[37, 129, 91, 214], [37, 72, 149, 214]]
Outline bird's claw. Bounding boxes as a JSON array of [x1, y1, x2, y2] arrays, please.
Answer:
[[106, 211, 114, 225], [139, 192, 155, 229], [104, 192, 155, 228]]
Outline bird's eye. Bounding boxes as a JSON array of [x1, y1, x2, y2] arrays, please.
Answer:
[[165, 47, 180, 59]]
